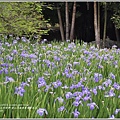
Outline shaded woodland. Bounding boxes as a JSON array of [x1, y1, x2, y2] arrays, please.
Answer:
[[0, 2, 120, 48], [42, 2, 120, 48]]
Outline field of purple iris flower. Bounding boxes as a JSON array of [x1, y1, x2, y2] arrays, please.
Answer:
[[0, 37, 120, 118]]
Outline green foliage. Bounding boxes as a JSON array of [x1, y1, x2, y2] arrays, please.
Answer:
[[111, 15, 120, 29], [107, 3, 120, 29], [0, 2, 49, 38]]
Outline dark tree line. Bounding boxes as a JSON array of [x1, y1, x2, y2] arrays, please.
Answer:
[[42, 2, 120, 48]]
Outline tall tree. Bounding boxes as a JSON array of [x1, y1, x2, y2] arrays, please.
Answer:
[[115, 27, 120, 42], [103, 2, 107, 47], [97, 2, 100, 41], [70, 2, 76, 41], [57, 5, 65, 41], [94, 1, 100, 48], [65, 1, 69, 40]]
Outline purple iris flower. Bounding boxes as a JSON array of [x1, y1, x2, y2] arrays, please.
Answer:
[[92, 88, 97, 95], [37, 108, 48, 116], [73, 62, 80, 66], [87, 102, 99, 110], [58, 106, 65, 112], [38, 81, 46, 88], [21, 61, 25, 65], [83, 96, 92, 101], [73, 91, 83, 97], [82, 87, 91, 95], [104, 56, 108, 61], [55, 97, 64, 104], [75, 96, 82, 101], [70, 84, 76, 90], [109, 73, 115, 80], [76, 81, 82, 87], [32, 69, 35, 73], [7, 56, 13, 61], [114, 109, 120, 115], [37, 77, 46, 88], [20, 82, 29, 87], [113, 82, 120, 90], [65, 92, 73, 99], [29, 54, 37, 59], [3, 68, 8, 74], [102, 79, 112, 87], [98, 64, 103, 69], [109, 56, 114, 60], [70, 82, 83, 90], [110, 115, 115, 119], [73, 100, 83, 107], [4, 76, 14, 84], [21, 53, 29, 58], [14, 87, 25, 96], [84, 50, 89, 55], [0, 70, 3, 74], [72, 109, 80, 118], [1, 63, 9, 67], [44, 84, 51, 92], [13, 40, 17, 44], [66, 73, 73, 78], [94, 73, 103, 82], [54, 56, 60, 61], [21, 37, 27, 42], [52, 80, 62, 88], [72, 101, 80, 107], [113, 60, 118, 66], [105, 90, 115, 97], [43, 60, 51, 67], [12, 50, 18, 54]]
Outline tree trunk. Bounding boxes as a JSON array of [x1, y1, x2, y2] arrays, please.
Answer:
[[98, 2, 100, 40], [65, 2, 69, 40], [70, 2, 76, 41], [57, 6, 65, 41], [94, 1, 100, 49], [103, 2, 107, 48], [87, 2, 89, 10], [115, 27, 120, 42]]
